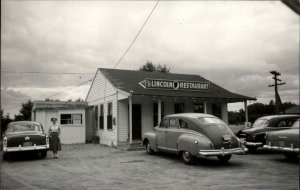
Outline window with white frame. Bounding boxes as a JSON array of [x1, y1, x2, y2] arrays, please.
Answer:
[[61, 114, 82, 125], [99, 104, 104, 130], [107, 102, 113, 130]]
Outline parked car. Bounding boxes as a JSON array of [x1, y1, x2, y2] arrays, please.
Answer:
[[237, 115, 299, 151], [143, 113, 247, 164], [2, 121, 49, 160], [263, 119, 299, 159]]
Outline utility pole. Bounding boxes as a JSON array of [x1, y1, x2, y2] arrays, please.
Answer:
[[268, 71, 286, 114]]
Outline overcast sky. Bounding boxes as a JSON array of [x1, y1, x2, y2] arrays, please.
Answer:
[[1, 1, 299, 117]]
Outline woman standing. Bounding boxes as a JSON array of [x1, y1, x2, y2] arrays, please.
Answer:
[[48, 118, 61, 159]]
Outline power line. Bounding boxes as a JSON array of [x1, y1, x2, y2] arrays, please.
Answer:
[[1, 71, 94, 75], [3, 0, 159, 102], [46, 78, 93, 99], [113, 0, 159, 69]]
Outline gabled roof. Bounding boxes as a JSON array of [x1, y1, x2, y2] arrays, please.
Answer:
[[32, 101, 88, 111], [98, 68, 256, 102]]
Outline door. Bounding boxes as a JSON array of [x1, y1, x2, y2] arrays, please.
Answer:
[[132, 104, 142, 140], [156, 118, 168, 149], [165, 118, 183, 151]]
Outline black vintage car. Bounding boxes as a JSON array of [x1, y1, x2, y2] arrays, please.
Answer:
[[2, 121, 49, 160], [237, 115, 299, 151], [263, 119, 299, 159]]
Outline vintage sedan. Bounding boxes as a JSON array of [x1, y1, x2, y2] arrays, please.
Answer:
[[143, 113, 247, 164], [263, 119, 299, 159], [237, 115, 298, 151], [2, 121, 49, 160]]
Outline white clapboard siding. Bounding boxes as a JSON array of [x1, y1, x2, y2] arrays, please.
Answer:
[[86, 69, 117, 104], [118, 99, 128, 142], [86, 69, 120, 146], [97, 96, 118, 146]]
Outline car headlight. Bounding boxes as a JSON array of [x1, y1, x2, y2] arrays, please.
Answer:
[[3, 137, 7, 147], [264, 132, 268, 140]]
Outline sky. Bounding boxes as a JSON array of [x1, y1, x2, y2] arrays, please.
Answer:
[[1, 0, 299, 117]]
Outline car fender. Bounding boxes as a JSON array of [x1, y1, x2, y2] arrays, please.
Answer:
[[177, 133, 213, 156], [143, 132, 157, 150]]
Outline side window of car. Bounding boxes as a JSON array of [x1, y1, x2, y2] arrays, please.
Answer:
[[283, 118, 297, 127], [160, 119, 169, 128], [169, 118, 179, 128], [275, 119, 296, 127], [179, 119, 188, 129], [275, 120, 287, 127]]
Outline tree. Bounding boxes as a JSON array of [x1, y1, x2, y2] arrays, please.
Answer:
[[1, 110, 12, 139], [228, 101, 297, 125], [14, 99, 33, 121], [139, 61, 170, 73], [139, 61, 156, 72], [76, 98, 84, 102], [156, 64, 170, 73], [45, 98, 60, 101]]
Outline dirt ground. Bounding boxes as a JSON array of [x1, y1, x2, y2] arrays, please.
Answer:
[[0, 144, 299, 190]]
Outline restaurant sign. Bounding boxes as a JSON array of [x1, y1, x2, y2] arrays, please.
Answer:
[[139, 78, 210, 91]]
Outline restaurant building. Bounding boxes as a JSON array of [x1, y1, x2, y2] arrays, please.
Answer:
[[86, 68, 256, 147]]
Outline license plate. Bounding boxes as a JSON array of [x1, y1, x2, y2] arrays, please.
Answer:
[[278, 141, 285, 147], [223, 135, 231, 141], [23, 142, 32, 147]]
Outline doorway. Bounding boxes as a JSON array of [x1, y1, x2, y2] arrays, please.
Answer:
[[132, 104, 142, 140]]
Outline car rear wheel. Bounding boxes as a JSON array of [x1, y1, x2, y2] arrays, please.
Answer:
[[2, 153, 9, 161], [246, 146, 258, 152], [181, 151, 195, 164], [145, 141, 154, 155], [217, 155, 232, 163], [284, 153, 299, 160], [40, 150, 47, 158]]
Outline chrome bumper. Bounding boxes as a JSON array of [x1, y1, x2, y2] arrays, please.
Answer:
[[245, 142, 263, 147], [198, 146, 248, 157], [3, 144, 49, 153], [263, 145, 299, 153]]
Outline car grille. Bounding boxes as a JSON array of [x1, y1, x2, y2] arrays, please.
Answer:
[[269, 140, 299, 148]]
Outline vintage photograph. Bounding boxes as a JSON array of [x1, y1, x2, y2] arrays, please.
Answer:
[[1, 0, 299, 189]]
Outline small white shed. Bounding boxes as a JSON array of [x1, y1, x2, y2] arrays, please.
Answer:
[[32, 101, 88, 144]]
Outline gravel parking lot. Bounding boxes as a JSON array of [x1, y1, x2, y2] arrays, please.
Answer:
[[0, 144, 299, 190]]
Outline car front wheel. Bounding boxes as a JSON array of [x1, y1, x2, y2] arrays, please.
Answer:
[[181, 151, 195, 164], [40, 150, 47, 158], [145, 141, 154, 155], [217, 154, 232, 163]]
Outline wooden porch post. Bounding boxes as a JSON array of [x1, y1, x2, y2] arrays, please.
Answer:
[[129, 94, 133, 144], [244, 100, 248, 122], [158, 99, 161, 125], [204, 101, 208, 114]]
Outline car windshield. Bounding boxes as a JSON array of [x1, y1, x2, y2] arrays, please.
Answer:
[[291, 120, 299, 128], [252, 119, 269, 128], [6, 123, 42, 133], [198, 117, 225, 124]]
